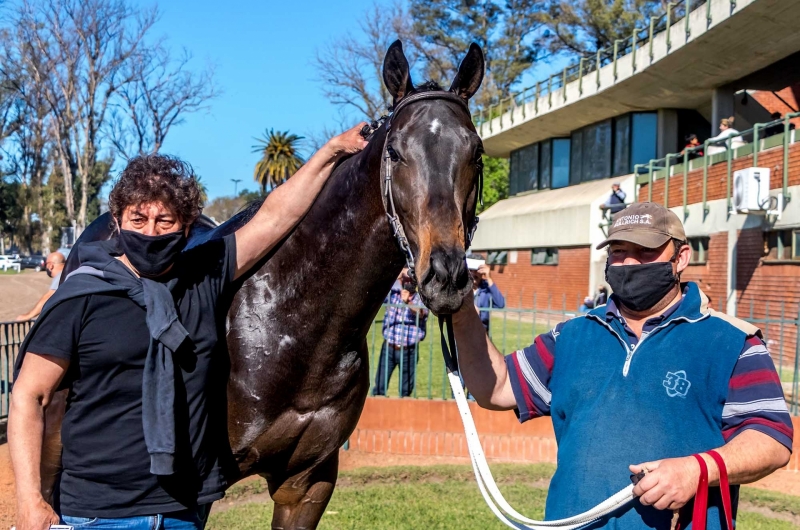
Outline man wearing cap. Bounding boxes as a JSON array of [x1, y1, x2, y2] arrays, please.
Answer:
[[453, 202, 792, 529]]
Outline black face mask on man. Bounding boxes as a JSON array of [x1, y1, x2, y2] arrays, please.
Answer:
[[605, 259, 679, 312], [118, 229, 187, 277]]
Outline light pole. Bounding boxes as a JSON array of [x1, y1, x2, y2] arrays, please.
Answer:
[[231, 178, 242, 196]]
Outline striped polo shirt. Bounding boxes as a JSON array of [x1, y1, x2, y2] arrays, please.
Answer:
[[506, 289, 793, 451]]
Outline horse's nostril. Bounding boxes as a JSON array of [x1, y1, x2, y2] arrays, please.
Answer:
[[426, 249, 468, 289]]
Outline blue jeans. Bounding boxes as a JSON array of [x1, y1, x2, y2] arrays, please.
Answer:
[[62, 505, 211, 530]]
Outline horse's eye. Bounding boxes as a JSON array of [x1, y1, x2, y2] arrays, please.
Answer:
[[387, 145, 400, 162]]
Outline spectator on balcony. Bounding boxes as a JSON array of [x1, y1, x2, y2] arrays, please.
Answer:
[[467, 256, 505, 332], [707, 116, 744, 155], [372, 268, 429, 397], [681, 134, 704, 160], [763, 112, 794, 139], [599, 183, 627, 215], [15, 251, 65, 322]]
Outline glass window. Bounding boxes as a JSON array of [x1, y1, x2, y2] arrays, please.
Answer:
[[613, 115, 631, 176], [539, 140, 551, 190], [551, 139, 570, 189], [487, 250, 508, 265], [531, 248, 559, 265], [570, 130, 583, 185], [509, 149, 520, 196], [631, 112, 658, 167], [764, 230, 800, 261], [688, 237, 709, 264], [509, 144, 540, 195], [581, 121, 612, 181]]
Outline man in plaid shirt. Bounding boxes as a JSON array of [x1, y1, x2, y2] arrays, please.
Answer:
[[372, 268, 429, 397]]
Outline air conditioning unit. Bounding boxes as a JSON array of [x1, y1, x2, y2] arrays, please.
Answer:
[[733, 167, 771, 214]]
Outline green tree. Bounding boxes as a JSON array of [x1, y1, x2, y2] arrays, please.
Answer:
[[407, 0, 547, 106], [479, 156, 509, 213], [541, 0, 666, 57], [252, 129, 305, 194]]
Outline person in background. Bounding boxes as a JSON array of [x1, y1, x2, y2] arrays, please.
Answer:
[[600, 183, 627, 214], [578, 296, 594, 314], [15, 251, 65, 321], [467, 255, 505, 333], [681, 134, 704, 159], [709, 116, 740, 143], [593, 285, 609, 308], [372, 268, 429, 397]]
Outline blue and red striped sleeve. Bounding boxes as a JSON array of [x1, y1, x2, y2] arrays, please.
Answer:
[[722, 335, 794, 451], [504, 322, 563, 423]]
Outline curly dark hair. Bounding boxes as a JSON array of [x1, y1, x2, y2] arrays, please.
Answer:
[[108, 154, 203, 226]]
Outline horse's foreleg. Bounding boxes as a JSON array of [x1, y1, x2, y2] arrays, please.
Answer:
[[268, 452, 339, 530]]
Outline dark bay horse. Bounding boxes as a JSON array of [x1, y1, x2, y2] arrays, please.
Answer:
[[57, 40, 485, 529]]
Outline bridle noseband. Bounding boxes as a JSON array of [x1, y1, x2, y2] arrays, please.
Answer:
[[375, 91, 483, 283]]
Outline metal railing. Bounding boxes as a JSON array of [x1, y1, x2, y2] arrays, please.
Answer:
[[473, 0, 710, 136], [1, 320, 33, 420], [369, 299, 800, 414], [634, 112, 800, 214]]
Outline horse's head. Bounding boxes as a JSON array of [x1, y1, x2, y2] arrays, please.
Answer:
[[381, 40, 485, 314]]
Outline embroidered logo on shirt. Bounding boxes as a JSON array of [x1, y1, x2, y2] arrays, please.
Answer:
[[663, 370, 691, 398]]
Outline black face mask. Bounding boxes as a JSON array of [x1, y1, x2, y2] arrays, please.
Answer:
[[118, 229, 187, 277], [605, 260, 678, 312]]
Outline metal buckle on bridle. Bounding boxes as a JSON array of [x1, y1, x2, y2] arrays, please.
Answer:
[[378, 91, 483, 283]]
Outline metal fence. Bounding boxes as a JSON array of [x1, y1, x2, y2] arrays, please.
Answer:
[[3, 295, 799, 418], [369, 301, 800, 415], [1, 320, 32, 420]]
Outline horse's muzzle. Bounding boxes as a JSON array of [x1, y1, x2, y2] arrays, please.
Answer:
[[418, 247, 471, 314]]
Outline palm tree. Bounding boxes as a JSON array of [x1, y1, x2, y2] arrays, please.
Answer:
[[252, 129, 305, 194]]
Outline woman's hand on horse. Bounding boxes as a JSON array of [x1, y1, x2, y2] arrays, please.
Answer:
[[630, 456, 702, 510], [327, 123, 370, 157]]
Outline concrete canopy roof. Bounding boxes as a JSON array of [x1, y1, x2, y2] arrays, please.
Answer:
[[481, 0, 800, 158], [470, 177, 623, 251]]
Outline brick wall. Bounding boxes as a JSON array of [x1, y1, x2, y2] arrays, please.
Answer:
[[736, 228, 800, 368], [479, 247, 591, 310], [680, 231, 728, 313], [350, 397, 800, 472]]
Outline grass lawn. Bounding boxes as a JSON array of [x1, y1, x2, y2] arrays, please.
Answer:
[[208, 464, 799, 530], [366, 309, 564, 399]]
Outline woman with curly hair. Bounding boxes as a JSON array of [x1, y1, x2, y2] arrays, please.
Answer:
[[9, 125, 368, 530]]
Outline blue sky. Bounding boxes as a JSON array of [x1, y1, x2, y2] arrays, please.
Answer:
[[134, 0, 565, 200]]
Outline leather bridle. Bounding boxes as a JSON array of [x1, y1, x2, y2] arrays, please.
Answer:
[[376, 90, 483, 283]]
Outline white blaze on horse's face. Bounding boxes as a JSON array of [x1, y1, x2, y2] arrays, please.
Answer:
[[429, 119, 441, 135]]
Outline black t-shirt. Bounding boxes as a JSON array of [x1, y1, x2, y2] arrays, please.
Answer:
[[25, 234, 237, 517]]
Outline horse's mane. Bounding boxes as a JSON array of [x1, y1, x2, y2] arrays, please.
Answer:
[[413, 81, 444, 93]]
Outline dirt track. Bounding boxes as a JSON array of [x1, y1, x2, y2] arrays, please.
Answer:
[[0, 271, 52, 322]]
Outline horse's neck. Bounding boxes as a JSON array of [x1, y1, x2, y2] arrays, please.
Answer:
[[291, 127, 404, 311]]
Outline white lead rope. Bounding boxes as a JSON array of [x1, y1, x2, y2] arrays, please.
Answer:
[[447, 371, 637, 529]]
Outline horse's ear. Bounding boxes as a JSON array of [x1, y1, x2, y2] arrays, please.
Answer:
[[383, 40, 414, 105], [449, 43, 485, 101]]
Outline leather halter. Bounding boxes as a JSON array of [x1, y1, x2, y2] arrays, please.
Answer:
[[379, 90, 483, 282]]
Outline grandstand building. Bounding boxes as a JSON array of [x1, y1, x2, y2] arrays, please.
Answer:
[[471, 0, 800, 339]]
